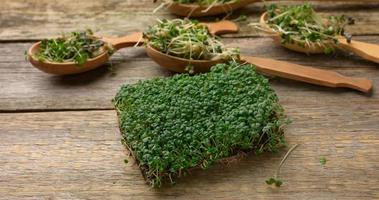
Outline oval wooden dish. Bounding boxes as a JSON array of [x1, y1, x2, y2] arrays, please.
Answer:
[[27, 32, 143, 75]]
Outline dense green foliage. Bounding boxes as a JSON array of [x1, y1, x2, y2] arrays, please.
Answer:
[[114, 62, 287, 187], [264, 3, 353, 54], [144, 19, 239, 61], [171, 0, 236, 5], [35, 30, 111, 64]]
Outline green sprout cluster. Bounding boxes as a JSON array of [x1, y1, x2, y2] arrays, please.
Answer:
[[34, 30, 112, 64], [144, 19, 240, 61], [114, 61, 287, 187], [263, 3, 353, 54]]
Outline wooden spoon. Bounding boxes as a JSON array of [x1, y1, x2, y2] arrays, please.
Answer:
[[167, 0, 258, 17], [27, 21, 238, 75], [260, 12, 379, 64], [146, 45, 372, 93], [28, 32, 143, 75]]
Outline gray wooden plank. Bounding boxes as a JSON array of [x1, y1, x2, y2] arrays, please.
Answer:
[[1, 1, 379, 40], [0, 36, 378, 111], [0, 107, 378, 199]]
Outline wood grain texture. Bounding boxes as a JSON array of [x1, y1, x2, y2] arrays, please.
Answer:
[[0, 107, 378, 199], [1, 36, 378, 111], [1, 1, 379, 40], [1, 1, 379, 199]]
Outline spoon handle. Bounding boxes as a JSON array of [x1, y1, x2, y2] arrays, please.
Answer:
[[337, 37, 379, 64], [101, 32, 144, 50], [240, 56, 372, 93], [203, 21, 239, 35]]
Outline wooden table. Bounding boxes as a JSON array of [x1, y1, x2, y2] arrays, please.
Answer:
[[1, 1, 378, 199]]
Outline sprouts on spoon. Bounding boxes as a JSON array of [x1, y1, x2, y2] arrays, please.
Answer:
[[144, 19, 240, 62], [153, 0, 238, 9], [153, 0, 241, 16], [34, 30, 113, 65], [253, 4, 354, 54]]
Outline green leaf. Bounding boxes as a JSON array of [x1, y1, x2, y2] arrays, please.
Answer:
[[320, 156, 327, 165], [323, 47, 335, 55], [266, 177, 283, 187]]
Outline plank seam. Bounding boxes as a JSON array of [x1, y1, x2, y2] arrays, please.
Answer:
[[0, 108, 114, 114]]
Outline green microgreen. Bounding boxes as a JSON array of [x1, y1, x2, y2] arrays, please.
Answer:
[[234, 14, 248, 23], [252, 3, 354, 54], [33, 29, 113, 65], [144, 19, 240, 62], [266, 144, 299, 187], [320, 156, 327, 165], [266, 177, 283, 187], [114, 61, 288, 187]]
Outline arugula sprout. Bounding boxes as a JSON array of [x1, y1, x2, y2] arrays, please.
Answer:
[[114, 61, 288, 187], [266, 177, 283, 187], [255, 3, 354, 54], [34, 30, 113, 65], [320, 156, 327, 165], [144, 19, 240, 61], [266, 144, 299, 187]]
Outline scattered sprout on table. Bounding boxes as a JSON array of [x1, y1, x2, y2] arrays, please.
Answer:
[[266, 144, 299, 187], [252, 3, 354, 54], [114, 61, 288, 187], [144, 19, 240, 61], [33, 30, 113, 65], [266, 177, 283, 187], [320, 156, 327, 165]]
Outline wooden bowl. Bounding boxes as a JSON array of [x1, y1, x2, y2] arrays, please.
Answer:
[[260, 12, 330, 54], [145, 45, 223, 73], [28, 42, 110, 75]]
